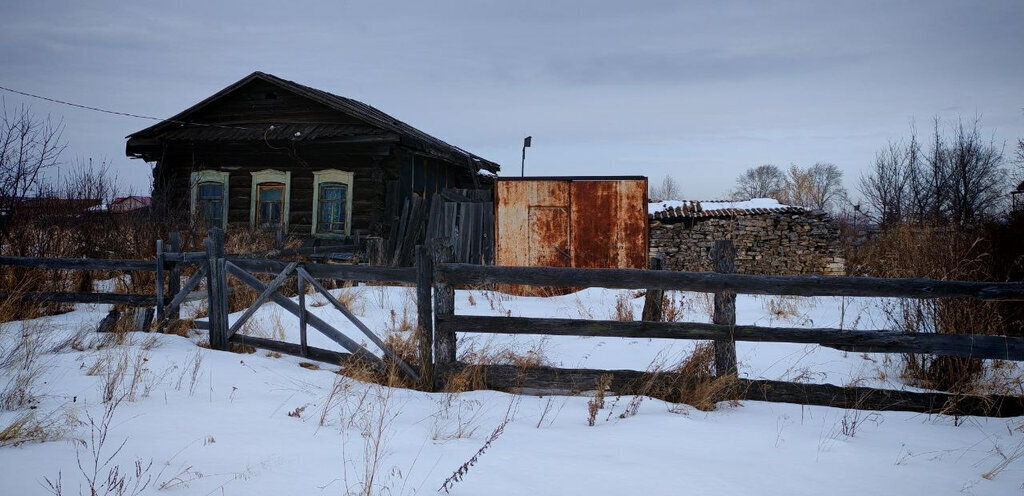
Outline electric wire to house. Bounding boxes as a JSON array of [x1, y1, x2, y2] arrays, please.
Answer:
[[0, 83, 252, 131]]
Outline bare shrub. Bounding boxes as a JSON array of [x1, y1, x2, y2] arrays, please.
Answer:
[[46, 396, 153, 496]]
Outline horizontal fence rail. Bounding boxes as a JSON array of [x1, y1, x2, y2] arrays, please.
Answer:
[[0, 291, 158, 306], [436, 315, 1024, 361], [424, 242, 1024, 416], [437, 263, 1024, 301], [438, 363, 1024, 417], [227, 258, 416, 283], [0, 256, 158, 272]]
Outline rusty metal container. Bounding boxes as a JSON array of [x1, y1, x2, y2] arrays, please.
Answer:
[[494, 176, 648, 294]]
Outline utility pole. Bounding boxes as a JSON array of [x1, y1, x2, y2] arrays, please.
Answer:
[[521, 136, 532, 177]]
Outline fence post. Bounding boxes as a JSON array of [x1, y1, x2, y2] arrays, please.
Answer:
[[416, 245, 435, 391], [432, 240, 455, 377], [205, 229, 229, 351], [711, 240, 738, 377], [641, 255, 665, 322], [167, 232, 182, 319], [155, 239, 165, 323], [297, 270, 308, 357]]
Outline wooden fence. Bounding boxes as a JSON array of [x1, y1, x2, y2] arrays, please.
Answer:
[[6, 235, 1024, 416], [423, 240, 1024, 417]]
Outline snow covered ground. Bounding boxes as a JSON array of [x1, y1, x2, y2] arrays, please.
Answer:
[[1, 285, 1022, 495]]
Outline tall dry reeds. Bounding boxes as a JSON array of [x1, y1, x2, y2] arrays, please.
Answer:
[[855, 223, 1015, 392]]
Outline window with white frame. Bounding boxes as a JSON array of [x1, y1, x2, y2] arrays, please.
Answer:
[[190, 170, 229, 229], [312, 169, 354, 237], [249, 169, 291, 229]]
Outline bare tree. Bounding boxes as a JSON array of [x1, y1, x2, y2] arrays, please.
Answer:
[[858, 116, 1009, 227], [1015, 137, 1024, 187], [733, 164, 784, 199], [649, 175, 681, 201], [58, 157, 121, 204], [0, 101, 66, 209], [780, 163, 847, 212], [944, 117, 1006, 225], [859, 140, 910, 229]]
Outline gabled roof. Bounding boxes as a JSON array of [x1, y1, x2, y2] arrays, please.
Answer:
[[126, 71, 499, 173]]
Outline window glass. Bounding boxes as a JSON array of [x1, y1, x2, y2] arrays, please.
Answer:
[[257, 182, 285, 227], [196, 182, 223, 228], [317, 182, 347, 233]]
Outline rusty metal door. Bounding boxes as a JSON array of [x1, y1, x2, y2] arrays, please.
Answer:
[[569, 179, 648, 270], [528, 206, 570, 267]]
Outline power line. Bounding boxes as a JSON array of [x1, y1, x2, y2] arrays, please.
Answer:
[[0, 83, 252, 130]]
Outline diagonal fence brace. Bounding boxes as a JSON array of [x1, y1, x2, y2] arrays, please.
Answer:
[[227, 262, 297, 337], [297, 267, 420, 382]]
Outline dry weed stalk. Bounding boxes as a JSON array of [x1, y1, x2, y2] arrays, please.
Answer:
[[340, 380, 404, 496], [587, 374, 612, 426], [438, 402, 515, 494], [46, 395, 153, 496]]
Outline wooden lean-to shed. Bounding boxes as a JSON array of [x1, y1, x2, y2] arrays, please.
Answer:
[[494, 176, 648, 274]]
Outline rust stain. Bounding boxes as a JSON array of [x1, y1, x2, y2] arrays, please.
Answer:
[[495, 177, 648, 295]]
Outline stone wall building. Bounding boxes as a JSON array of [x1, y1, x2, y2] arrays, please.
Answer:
[[648, 199, 845, 276]]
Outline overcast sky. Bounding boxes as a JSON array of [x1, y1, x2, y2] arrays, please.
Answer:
[[1, 1, 1021, 200]]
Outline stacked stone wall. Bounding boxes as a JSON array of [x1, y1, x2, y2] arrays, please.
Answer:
[[649, 211, 845, 275]]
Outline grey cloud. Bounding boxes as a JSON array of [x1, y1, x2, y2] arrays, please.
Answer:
[[537, 49, 865, 86]]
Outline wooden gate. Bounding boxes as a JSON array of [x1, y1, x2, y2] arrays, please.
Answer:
[[155, 229, 419, 382]]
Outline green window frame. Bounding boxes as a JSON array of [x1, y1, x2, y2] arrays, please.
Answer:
[[312, 169, 354, 238], [249, 169, 291, 229], [316, 182, 348, 234]]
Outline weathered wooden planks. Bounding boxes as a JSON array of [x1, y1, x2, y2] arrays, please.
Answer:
[[227, 258, 415, 283], [435, 315, 1024, 361], [224, 261, 385, 368], [437, 363, 1024, 417], [0, 256, 157, 271], [437, 263, 1024, 300], [229, 334, 354, 366], [433, 241, 456, 366], [416, 245, 435, 390], [711, 240, 738, 377], [0, 292, 158, 306]]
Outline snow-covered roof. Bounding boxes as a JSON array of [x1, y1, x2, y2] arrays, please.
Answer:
[[649, 198, 806, 220]]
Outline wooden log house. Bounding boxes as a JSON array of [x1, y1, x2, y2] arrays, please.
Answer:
[[126, 71, 500, 240]]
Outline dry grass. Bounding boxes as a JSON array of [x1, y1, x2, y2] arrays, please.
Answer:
[[442, 339, 552, 393], [612, 293, 635, 321], [606, 344, 742, 417], [0, 408, 78, 447], [661, 292, 693, 323], [586, 374, 612, 426], [857, 223, 1020, 394], [763, 296, 813, 326], [432, 392, 485, 440]]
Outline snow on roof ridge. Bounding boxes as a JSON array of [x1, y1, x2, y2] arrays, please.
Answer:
[[648, 198, 805, 219]]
